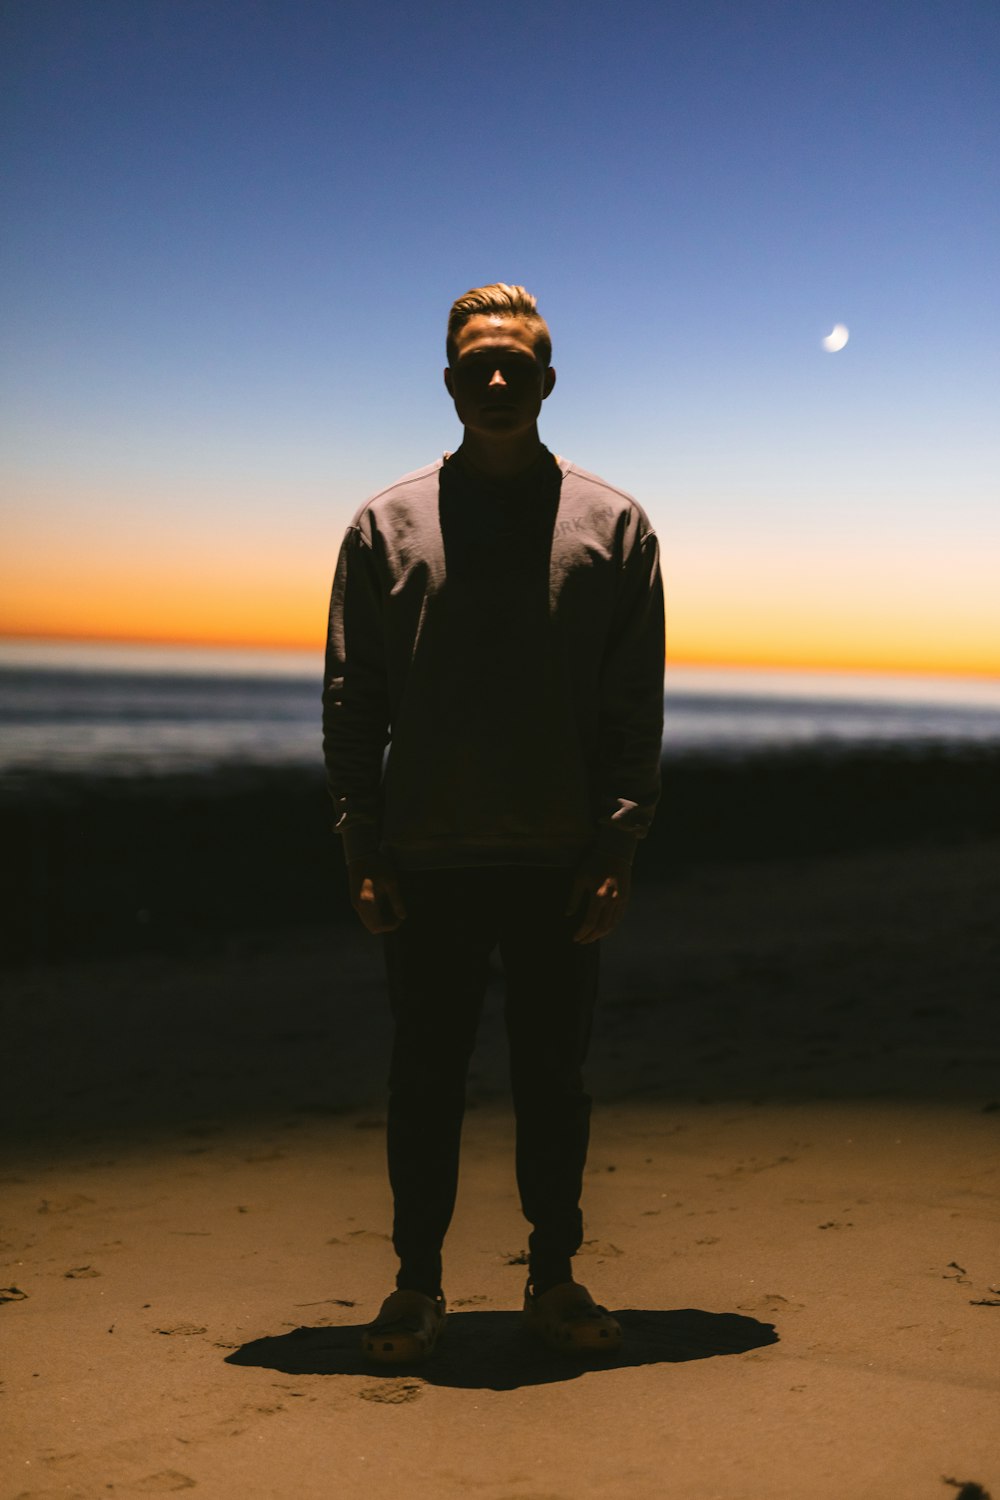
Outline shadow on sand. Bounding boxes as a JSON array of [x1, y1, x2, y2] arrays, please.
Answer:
[[227, 1307, 777, 1391]]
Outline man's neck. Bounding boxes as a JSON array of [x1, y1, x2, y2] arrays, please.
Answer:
[[456, 428, 547, 480]]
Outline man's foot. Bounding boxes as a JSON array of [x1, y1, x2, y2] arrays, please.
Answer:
[[361, 1289, 446, 1364], [523, 1280, 622, 1355]]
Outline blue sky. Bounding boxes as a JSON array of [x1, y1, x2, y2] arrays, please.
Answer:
[[3, 0, 998, 671]]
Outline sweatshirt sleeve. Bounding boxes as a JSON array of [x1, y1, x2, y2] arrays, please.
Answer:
[[322, 521, 389, 864], [593, 524, 665, 863]]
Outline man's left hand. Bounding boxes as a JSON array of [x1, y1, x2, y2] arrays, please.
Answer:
[[566, 854, 632, 944]]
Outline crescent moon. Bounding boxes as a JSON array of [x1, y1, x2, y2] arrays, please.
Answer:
[[822, 324, 849, 353]]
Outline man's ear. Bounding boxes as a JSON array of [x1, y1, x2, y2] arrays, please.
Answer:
[[444, 366, 454, 397], [542, 366, 556, 400]]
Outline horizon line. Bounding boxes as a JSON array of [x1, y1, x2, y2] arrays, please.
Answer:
[[2, 629, 998, 685]]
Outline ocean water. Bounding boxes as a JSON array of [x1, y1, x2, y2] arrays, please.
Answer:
[[1, 640, 999, 776]]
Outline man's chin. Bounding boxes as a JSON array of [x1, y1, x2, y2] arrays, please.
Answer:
[[473, 409, 527, 433]]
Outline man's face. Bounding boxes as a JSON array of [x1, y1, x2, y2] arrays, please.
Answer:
[[445, 315, 556, 438]]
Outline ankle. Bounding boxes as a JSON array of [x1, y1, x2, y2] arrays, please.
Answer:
[[396, 1279, 443, 1302], [528, 1270, 574, 1299]]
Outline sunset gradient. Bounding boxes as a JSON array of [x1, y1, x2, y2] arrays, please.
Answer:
[[3, 1, 997, 679]]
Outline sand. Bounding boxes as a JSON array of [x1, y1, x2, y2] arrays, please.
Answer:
[[2, 839, 999, 1499]]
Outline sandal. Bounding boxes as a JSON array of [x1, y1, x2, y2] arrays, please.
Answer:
[[361, 1289, 446, 1364], [523, 1280, 622, 1355]]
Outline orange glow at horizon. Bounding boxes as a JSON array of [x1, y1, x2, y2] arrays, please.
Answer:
[[0, 539, 332, 655], [664, 611, 1000, 680], [0, 590, 327, 654], [3, 524, 998, 681], [2, 610, 998, 683], [661, 538, 1000, 681]]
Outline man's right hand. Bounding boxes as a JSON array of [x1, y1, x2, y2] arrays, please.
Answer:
[[347, 855, 407, 935]]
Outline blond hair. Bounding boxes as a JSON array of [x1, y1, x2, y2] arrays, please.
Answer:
[[446, 283, 552, 368]]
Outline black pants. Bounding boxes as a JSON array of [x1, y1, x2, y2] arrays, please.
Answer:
[[383, 866, 600, 1297]]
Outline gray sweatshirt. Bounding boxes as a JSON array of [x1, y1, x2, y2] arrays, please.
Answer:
[[322, 447, 664, 870]]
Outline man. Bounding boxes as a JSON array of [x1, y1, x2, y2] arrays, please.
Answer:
[[323, 284, 664, 1362]]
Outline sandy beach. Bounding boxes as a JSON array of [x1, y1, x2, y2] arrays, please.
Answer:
[[3, 814, 998, 1499]]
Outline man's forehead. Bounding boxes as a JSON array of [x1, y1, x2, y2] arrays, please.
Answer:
[[454, 315, 541, 357]]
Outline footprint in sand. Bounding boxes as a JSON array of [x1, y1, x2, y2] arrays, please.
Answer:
[[131, 1473, 197, 1493], [577, 1239, 624, 1258], [358, 1379, 423, 1404], [154, 1322, 208, 1336], [737, 1293, 804, 1314], [491, 1493, 575, 1500]]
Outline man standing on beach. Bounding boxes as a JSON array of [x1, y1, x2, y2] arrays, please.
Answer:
[[323, 284, 664, 1362]]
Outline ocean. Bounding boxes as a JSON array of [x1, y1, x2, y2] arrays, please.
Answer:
[[2, 639, 999, 776]]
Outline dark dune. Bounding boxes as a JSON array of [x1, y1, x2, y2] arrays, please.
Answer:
[[1, 745, 997, 964]]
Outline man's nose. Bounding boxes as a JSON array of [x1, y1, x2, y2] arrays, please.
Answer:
[[488, 367, 507, 387]]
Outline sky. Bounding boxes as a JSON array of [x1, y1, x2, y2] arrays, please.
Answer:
[[2, 0, 998, 677]]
